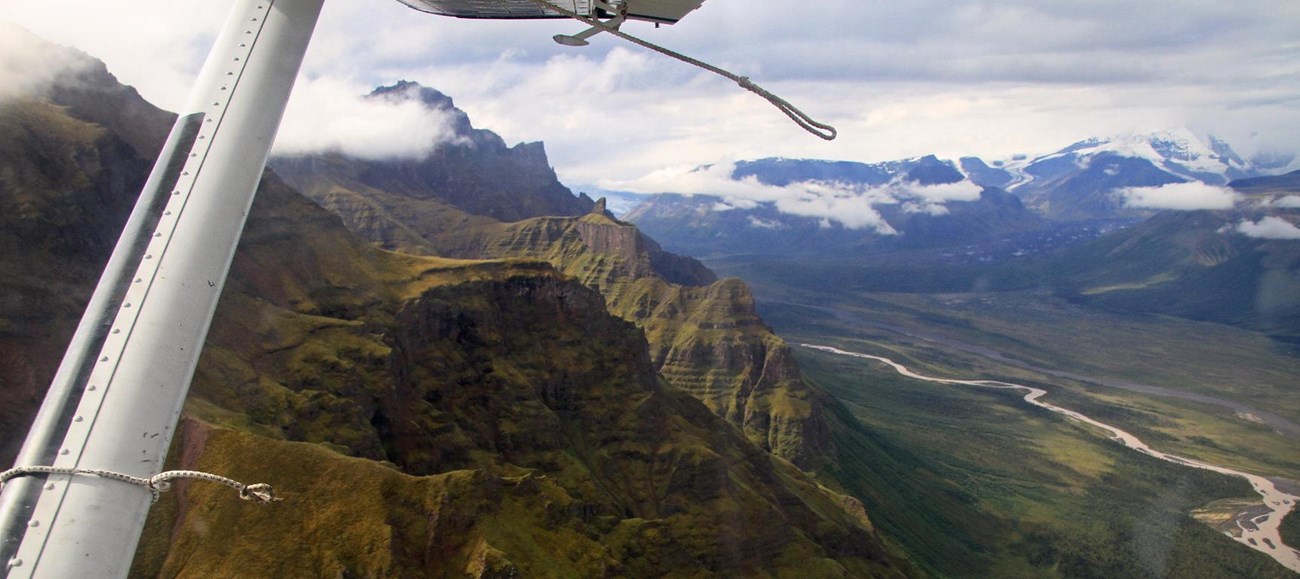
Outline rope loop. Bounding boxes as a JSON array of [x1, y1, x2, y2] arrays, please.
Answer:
[[532, 0, 837, 140], [0, 465, 280, 505], [240, 483, 280, 503]]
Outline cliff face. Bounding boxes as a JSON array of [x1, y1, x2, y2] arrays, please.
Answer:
[[0, 28, 175, 461], [462, 210, 835, 469]]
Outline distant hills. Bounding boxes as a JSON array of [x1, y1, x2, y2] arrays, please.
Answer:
[[616, 133, 1300, 342], [624, 130, 1295, 257], [624, 155, 1047, 257], [996, 129, 1287, 220], [1048, 172, 1300, 343]]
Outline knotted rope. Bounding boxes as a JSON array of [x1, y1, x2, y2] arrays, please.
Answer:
[[0, 465, 280, 504], [530, 0, 838, 140]]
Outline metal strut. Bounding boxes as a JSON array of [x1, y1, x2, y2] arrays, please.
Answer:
[[0, 0, 323, 576]]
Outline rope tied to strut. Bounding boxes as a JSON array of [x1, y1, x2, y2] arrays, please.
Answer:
[[0, 465, 281, 504], [529, 0, 837, 140]]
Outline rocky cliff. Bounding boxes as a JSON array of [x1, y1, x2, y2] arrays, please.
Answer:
[[265, 83, 838, 469], [472, 210, 836, 468], [271, 82, 595, 225]]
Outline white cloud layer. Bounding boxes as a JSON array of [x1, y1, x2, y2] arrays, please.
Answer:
[[1118, 182, 1237, 210], [1272, 195, 1300, 209], [1235, 216, 1300, 240], [601, 162, 895, 232], [603, 161, 984, 233], [273, 78, 468, 159], [0, 23, 94, 103]]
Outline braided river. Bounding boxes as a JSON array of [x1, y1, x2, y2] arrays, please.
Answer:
[[803, 343, 1300, 573]]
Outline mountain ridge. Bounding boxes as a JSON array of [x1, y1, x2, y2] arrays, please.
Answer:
[[272, 81, 595, 225], [1, 33, 906, 575]]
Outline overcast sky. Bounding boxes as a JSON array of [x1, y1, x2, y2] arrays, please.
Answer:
[[9, 0, 1300, 192]]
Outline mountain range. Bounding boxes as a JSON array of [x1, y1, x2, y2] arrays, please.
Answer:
[[626, 130, 1294, 254], [618, 132, 1300, 342], [624, 155, 1048, 258]]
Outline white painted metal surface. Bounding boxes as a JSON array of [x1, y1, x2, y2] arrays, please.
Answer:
[[1, 0, 323, 576], [397, 0, 705, 24]]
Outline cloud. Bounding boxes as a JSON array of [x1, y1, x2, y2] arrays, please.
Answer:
[[903, 180, 983, 203], [602, 161, 994, 233], [1272, 195, 1300, 208], [7, 3, 228, 111], [747, 216, 786, 230], [771, 186, 897, 233], [1118, 182, 1237, 210], [272, 78, 468, 159], [0, 23, 95, 103], [1235, 216, 1300, 240], [600, 162, 897, 232]]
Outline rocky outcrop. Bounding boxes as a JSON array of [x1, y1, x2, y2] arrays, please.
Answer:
[[272, 82, 595, 224], [468, 214, 833, 468]]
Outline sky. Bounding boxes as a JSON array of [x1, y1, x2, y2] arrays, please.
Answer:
[[7, 0, 1300, 195]]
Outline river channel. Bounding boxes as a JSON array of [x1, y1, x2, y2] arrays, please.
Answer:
[[803, 343, 1300, 573]]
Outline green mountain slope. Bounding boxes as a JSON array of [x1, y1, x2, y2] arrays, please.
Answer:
[[2, 35, 906, 576], [1049, 210, 1300, 343], [0, 99, 158, 460], [119, 174, 896, 576], [291, 178, 840, 469]]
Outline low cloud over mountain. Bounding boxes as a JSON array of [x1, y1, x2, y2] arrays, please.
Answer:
[[1235, 216, 1300, 240], [274, 78, 470, 160], [1119, 182, 1237, 211], [605, 159, 983, 233], [0, 23, 96, 103]]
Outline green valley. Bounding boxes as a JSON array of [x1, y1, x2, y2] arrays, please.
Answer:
[[708, 256, 1300, 575]]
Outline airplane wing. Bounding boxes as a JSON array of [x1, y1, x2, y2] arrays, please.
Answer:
[[396, 0, 705, 24], [621, 0, 705, 23]]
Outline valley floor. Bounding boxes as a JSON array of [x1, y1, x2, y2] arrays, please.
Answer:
[[710, 257, 1300, 577], [804, 342, 1300, 572]]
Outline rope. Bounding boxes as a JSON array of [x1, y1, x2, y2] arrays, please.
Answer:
[[530, 0, 837, 140], [0, 465, 281, 504]]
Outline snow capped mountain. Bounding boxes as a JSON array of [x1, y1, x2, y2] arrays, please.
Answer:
[[983, 129, 1291, 220], [987, 128, 1284, 187], [732, 154, 966, 187], [1008, 128, 1254, 186]]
